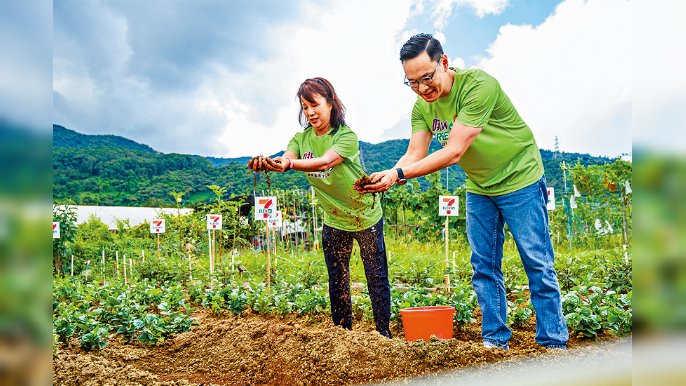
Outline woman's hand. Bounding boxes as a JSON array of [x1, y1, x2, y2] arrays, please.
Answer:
[[247, 155, 270, 172], [264, 156, 291, 172]]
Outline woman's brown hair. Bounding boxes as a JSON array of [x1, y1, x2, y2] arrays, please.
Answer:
[[296, 77, 346, 134]]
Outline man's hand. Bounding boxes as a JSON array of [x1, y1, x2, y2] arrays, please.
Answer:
[[355, 169, 399, 193]]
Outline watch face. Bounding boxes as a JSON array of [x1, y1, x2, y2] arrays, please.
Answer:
[[395, 168, 406, 182]]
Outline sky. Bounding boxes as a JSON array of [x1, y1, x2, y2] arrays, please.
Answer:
[[52, 0, 634, 159]]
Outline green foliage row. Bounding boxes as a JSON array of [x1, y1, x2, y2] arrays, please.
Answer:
[[53, 235, 632, 352], [53, 278, 196, 351], [562, 286, 632, 338]]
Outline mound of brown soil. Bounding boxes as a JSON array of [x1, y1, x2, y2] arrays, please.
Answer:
[[52, 310, 613, 385]]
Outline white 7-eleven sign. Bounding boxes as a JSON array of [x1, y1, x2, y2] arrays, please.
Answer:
[[255, 196, 278, 220], [53, 222, 60, 239], [439, 196, 459, 216], [268, 211, 282, 228], [207, 214, 222, 230], [150, 219, 166, 234]]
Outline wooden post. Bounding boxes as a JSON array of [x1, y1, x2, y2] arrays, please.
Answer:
[[156, 234, 160, 260], [213, 230, 218, 274], [293, 194, 298, 251], [178, 205, 182, 253], [621, 189, 629, 252], [123, 254, 127, 285], [311, 187, 319, 251], [444, 216, 450, 294], [70, 255, 74, 277], [142, 249, 145, 264], [232, 206, 238, 256], [266, 221, 271, 294], [208, 229, 213, 287], [188, 253, 193, 282], [101, 249, 105, 285]]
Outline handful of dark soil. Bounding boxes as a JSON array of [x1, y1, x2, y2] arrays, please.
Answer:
[[353, 175, 374, 191], [247, 156, 283, 172], [353, 175, 378, 209], [248, 155, 281, 188]]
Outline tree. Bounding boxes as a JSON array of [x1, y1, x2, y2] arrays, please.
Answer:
[[169, 191, 187, 252], [53, 201, 78, 275]]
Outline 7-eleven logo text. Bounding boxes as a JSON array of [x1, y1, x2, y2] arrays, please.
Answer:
[[439, 195, 459, 217], [207, 214, 222, 230], [255, 196, 278, 220], [150, 219, 166, 233]]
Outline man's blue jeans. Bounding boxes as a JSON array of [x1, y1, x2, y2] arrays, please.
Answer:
[[466, 176, 569, 347]]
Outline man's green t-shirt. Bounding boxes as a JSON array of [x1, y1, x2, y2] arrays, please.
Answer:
[[411, 67, 544, 196], [286, 125, 382, 232]]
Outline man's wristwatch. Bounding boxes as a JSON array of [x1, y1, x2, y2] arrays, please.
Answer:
[[395, 168, 407, 185]]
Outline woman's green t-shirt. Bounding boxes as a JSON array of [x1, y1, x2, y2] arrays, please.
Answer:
[[286, 125, 382, 232]]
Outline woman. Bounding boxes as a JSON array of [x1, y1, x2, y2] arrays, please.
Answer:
[[248, 77, 391, 338]]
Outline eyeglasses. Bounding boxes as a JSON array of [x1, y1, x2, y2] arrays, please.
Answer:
[[404, 62, 440, 89]]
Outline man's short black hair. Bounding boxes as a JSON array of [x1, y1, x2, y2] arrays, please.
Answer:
[[399, 33, 444, 63]]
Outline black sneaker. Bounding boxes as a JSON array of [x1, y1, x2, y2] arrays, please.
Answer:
[[378, 330, 392, 339]]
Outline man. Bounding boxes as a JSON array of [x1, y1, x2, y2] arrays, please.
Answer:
[[358, 33, 568, 350]]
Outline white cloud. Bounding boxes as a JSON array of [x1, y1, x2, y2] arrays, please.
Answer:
[[450, 56, 466, 69], [211, 0, 417, 156], [476, 0, 631, 157], [633, 0, 686, 153], [0, 1, 52, 131], [54, 0, 419, 158], [54, 0, 638, 160], [433, 0, 509, 29]]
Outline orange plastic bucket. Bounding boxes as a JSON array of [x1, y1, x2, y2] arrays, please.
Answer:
[[399, 306, 455, 341]]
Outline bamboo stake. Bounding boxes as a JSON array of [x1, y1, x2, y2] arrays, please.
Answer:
[[116, 251, 119, 278], [293, 193, 298, 251], [188, 253, 193, 282], [444, 216, 450, 294], [208, 229, 213, 288], [232, 206, 238, 257], [266, 221, 271, 294], [101, 249, 105, 285], [123, 254, 127, 285], [70, 255, 74, 277]]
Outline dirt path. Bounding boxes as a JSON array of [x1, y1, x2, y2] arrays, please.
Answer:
[[53, 310, 620, 385]]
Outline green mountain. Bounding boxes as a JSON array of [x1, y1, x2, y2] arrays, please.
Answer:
[[53, 125, 613, 207], [53, 125, 157, 153]]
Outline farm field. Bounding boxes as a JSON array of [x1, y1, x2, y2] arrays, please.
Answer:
[[53, 308, 629, 385], [52, 161, 632, 384], [52, 235, 631, 385]]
